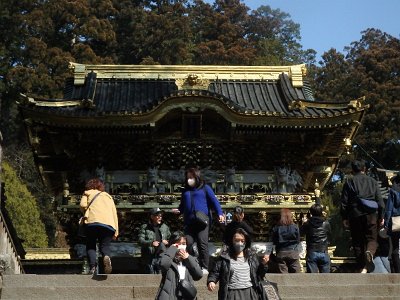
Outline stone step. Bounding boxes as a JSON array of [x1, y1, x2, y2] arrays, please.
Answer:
[[2, 274, 400, 300], [133, 286, 215, 299], [288, 298, 400, 300], [3, 273, 400, 287], [266, 273, 400, 285], [1, 274, 162, 287], [273, 284, 400, 298], [0, 286, 134, 300], [132, 284, 400, 299]]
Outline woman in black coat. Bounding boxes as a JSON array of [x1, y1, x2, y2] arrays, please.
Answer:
[[207, 228, 269, 300], [155, 231, 203, 300]]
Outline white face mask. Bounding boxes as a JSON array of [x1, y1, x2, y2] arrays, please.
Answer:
[[177, 244, 187, 251], [187, 178, 196, 187]]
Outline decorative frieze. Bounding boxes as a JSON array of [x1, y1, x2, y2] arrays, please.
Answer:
[[69, 62, 306, 87]]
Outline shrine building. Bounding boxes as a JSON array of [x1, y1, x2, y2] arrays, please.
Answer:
[[17, 63, 367, 244]]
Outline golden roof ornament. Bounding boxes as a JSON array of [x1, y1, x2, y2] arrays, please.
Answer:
[[288, 100, 306, 111], [175, 73, 210, 90]]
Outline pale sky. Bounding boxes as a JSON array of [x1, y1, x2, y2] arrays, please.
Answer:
[[245, 0, 400, 62]]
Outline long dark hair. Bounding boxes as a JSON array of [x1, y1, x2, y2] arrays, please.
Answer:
[[228, 228, 252, 258], [184, 167, 204, 189]]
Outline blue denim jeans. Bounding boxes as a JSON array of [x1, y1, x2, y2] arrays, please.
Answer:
[[306, 251, 331, 273], [371, 256, 391, 273]]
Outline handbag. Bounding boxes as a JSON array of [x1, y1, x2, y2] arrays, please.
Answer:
[[77, 191, 102, 238], [178, 279, 197, 300], [190, 191, 209, 230], [391, 215, 400, 232], [259, 280, 281, 300], [77, 217, 88, 238]]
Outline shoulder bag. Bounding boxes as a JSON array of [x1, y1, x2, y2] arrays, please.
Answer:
[[391, 215, 400, 232], [190, 190, 209, 230], [178, 279, 197, 300], [349, 181, 378, 213], [78, 191, 102, 237]]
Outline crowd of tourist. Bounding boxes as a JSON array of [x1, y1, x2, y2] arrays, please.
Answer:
[[78, 160, 400, 299]]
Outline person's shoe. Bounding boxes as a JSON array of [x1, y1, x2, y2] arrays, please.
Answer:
[[202, 268, 209, 275], [365, 251, 375, 273], [361, 268, 368, 273], [103, 255, 112, 274], [88, 266, 96, 275]]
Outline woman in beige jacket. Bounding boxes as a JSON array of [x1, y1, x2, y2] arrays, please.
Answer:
[[80, 178, 118, 275]]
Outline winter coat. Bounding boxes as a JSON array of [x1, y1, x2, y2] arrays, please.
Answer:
[[340, 173, 385, 220], [155, 246, 203, 300], [271, 224, 300, 252], [384, 188, 400, 234], [179, 184, 223, 226], [300, 216, 331, 252], [207, 250, 268, 300], [80, 189, 119, 236], [138, 222, 171, 260]]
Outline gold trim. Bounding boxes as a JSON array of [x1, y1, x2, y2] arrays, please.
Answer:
[[175, 74, 210, 90], [19, 94, 81, 107], [21, 96, 364, 128], [288, 98, 368, 110], [69, 62, 306, 87]]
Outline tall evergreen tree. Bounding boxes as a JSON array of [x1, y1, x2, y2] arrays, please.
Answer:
[[190, 0, 256, 65], [314, 29, 400, 168], [249, 5, 308, 65]]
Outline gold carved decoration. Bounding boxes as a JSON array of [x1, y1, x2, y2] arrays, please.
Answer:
[[80, 98, 96, 109], [288, 100, 306, 111], [348, 96, 366, 109], [175, 74, 210, 90], [344, 138, 352, 154]]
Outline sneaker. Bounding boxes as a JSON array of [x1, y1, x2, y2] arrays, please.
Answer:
[[88, 266, 96, 275], [103, 255, 112, 274], [365, 251, 375, 273], [202, 268, 209, 275]]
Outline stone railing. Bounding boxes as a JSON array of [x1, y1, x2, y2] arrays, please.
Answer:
[[0, 210, 23, 274]]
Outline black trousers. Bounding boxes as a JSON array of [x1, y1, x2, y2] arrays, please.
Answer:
[[185, 224, 209, 269], [86, 225, 114, 268], [349, 213, 378, 269]]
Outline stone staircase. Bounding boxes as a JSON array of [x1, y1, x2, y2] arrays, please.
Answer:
[[1, 273, 400, 299]]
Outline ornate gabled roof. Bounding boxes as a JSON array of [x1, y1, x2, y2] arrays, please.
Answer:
[[18, 63, 368, 128], [16, 63, 370, 196]]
